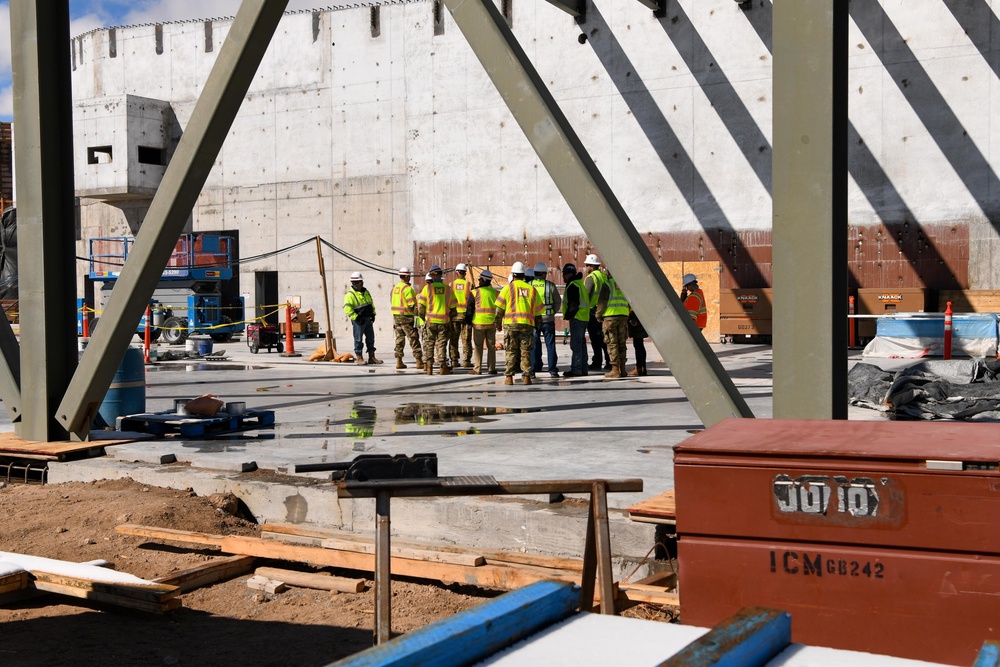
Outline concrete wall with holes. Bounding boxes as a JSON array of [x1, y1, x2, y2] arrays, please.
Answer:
[[70, 1, 1000, 345]]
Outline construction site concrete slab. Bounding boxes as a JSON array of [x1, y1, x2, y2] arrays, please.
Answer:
[[5, 341, 889, 570]]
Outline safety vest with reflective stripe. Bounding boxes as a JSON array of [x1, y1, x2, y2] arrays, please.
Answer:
[[344, 288, 375, 321], [685, 288, 708, 329], [451, 277, 470, 321], [496, 280, 542, 326], [562, 279, 590, 322], [472, 286, 499, 325], [604, 278, 630, 317], [391, 281, 417, 316], [531, 279, 557, 317], [418, 282, 454, 324], [586, 269, 608, 307]]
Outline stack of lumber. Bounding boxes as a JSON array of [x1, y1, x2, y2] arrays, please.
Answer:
[[116, 523, 678, 607], [0, 552, 181, 613]]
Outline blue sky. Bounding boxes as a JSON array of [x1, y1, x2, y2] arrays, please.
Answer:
[[0, 1, 318, 121]]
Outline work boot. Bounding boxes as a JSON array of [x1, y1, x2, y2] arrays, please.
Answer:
[[639, 365, 647, 376], [355, 356, 367, 366], [395, 358, 406, 370], [488, 369, 498, 375], [628, 367, 640, 377], [441, 365, 453, 375], [425, 364, 433, 375], [522, 375, 532, 385], [368, 353, 384, 365], [604, 366, 622, 379], [504, 376, 514, 385], [415, 360, 425, 370]]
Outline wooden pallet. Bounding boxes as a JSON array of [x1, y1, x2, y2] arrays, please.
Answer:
[[0, 431, 143, 462], [627, 489, 676, 526], [117, 409, 275, 438]]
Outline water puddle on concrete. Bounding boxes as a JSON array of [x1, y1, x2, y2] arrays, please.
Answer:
[[394, 403, 540, 425], [147, 363, 271, 372]]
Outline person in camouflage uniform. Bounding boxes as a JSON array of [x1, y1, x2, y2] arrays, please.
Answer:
[[495, 262, 543, 385], [390, 267, 423, 370], [417, 265, 456, 375], [597, 266, 630, 379]]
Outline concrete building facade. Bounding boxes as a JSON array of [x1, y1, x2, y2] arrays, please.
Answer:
[[69, 1, 1000, 344]]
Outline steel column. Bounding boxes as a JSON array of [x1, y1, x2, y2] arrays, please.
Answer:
[[56, 0, 289, 438], [11, 1, 78, 441], [443, 0, 752, 426], [772, 0, 849, 419]]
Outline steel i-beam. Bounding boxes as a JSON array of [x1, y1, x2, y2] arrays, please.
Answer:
[[443, 0, 752, 425], [772, 0, 849, 419], [11, 1, 78, 441], [56, 0, 289, 438]]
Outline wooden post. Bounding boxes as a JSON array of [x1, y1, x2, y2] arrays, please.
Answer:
[[316, 236, 336, 360]]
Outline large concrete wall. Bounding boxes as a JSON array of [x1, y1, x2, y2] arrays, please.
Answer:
[[70, 1, 1000, 342]]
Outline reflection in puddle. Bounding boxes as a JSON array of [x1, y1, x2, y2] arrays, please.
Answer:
[[346, 402, 377, 439], [394, 403, 539, 425], [147, 363, 271, 372]]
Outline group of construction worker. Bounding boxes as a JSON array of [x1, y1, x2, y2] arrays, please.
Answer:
[[342, 256, 708, 384]]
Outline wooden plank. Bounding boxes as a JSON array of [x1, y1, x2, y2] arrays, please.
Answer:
[[626, 489, 676, 525], [255, 566, 364, 593], [262, 523, 583, 572], [118, 524, 579, 591], [152, 555, 256, 593], [629, 570, 676, 588], [30, 571, 179, 603], [30, 579, 181, 614], [247, 575, 288, 594], [0, 431, 138, 459], [334, 581, 579, 667], [939, 290, 1000, 313], [319, 537, 485, 567], [0, 570, 29, 595], [618, 586, 680, 606]]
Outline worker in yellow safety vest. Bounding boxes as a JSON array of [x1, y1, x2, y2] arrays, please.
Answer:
[[449, 263, 473, 368], [583, 254, 610, 371], [417, 265, 456, 375], [560, 263, 591, 378], [597, 267, 630, 379], [466, 269, 499, 375], [681, 273, 708, 330], [344, 271, 382, 366], [495, 262, 543, 386], [531, 262, 562, 378], [390, 267, 424, 370]]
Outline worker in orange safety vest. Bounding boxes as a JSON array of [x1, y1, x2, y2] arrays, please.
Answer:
[[680, 273, 708, 331]]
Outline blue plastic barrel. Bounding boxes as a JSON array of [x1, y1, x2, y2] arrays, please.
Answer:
[[98, 347, 146, 429], [196, 336, 213, 356]]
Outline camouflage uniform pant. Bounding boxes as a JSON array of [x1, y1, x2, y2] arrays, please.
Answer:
[[503, 324, 535, 378], [393, 315, 423, 362], [448, 321, 473, 365], [602, 316, 629, 369], [422, 322, 450, 366]]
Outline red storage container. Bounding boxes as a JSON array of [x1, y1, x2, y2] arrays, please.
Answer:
[[675, 419, 1000, 665]]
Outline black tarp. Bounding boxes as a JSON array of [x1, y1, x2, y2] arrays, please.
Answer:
[[848, 358, 1000, 420], [0, 207, 16, 300]]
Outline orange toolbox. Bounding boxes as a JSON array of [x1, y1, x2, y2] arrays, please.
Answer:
[[675, 419, 1000, 665]]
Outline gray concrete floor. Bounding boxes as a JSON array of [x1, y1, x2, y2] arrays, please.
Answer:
[[2, 336, 887, 566]]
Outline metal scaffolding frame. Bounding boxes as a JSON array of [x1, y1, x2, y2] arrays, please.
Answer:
[[6, 0, 846, 440]]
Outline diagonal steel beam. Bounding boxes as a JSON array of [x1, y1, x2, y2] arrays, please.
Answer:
[[0, 310, 22, 425], [57, 0, 289, 438], [443, 0, 752, 425], [772, 0, 848, 419], [11, 1, 78, 441]]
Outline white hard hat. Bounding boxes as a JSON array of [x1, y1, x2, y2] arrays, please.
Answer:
[[398, 267, 411, 276], [584, 254, 600, 266], [350, 271, 364, 281], [534, 262, 547, 274], [683, 273, 698, 286], [455, 263, 467, 272], [511, 261, 526, 274]]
